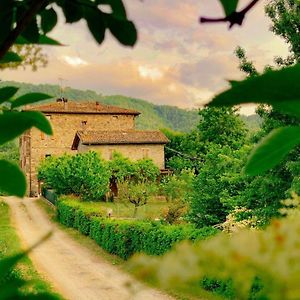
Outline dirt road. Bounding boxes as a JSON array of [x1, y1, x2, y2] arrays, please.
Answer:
[[4, 197, 173, 300]]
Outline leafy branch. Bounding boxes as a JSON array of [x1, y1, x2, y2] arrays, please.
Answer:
[[200, 0, 260, 28]]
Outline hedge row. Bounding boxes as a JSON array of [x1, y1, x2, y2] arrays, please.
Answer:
[[57, 199, 218, 260]]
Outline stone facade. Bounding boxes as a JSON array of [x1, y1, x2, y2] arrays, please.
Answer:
[[78, 143, 166, 169], [20, 100, 168, 196]]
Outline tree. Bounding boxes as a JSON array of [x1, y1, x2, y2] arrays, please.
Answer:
[[117, 181, 157, 217], [0, 45, 47, 71], [265, 0, 300, 65], [162, 128, 203, 172], [230, 0, 300, 224], [189, 144, 249, 227], [198, 106, 247, 150]]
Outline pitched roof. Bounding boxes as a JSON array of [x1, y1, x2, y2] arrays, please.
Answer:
[[72, 130, 169, 149], [25, 100, 140, 115]]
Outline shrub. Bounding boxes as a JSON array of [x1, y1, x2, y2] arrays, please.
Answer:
[[38, 151, 111, 200], [161, 170, 194, 202], [162, 200, 188, 225], [56, 198, 218, 260], [108, 152, 160, 184]]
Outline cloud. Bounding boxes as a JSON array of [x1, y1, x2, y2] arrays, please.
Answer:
[[138, 65, 164, 80], [61, 56, 89, 67], [177, 54, 239, 91], [0, 0, 291, 112]]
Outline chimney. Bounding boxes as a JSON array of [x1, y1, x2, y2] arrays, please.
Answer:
[[63, 98, 68, 109], [95, 101, 100, 109]]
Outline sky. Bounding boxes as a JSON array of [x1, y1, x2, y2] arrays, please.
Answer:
[[1, 0, 290, 114]]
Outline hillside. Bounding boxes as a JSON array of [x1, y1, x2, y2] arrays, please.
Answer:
[[0, 81, 199, 132], [0, 81, 261, 132]]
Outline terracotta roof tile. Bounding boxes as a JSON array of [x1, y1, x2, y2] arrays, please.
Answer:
[[25, 100, 140, 115], [72, 130, 169, 149]]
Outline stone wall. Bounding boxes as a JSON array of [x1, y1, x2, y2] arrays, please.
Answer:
[[21, 112, 136, 195], [78, 143, 165, 169]]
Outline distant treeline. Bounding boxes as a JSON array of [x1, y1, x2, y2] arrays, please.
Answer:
[[0, 81, 261, 132]]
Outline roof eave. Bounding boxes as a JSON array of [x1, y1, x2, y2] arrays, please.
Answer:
[[24, 109, 140, 116], [82, 141, 168, 146]]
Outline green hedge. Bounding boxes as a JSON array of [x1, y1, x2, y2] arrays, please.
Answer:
[[57, 199, 218, 259]]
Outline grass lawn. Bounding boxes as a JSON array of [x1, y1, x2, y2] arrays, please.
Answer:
[[0, 199, 63, 299], [61, 195, 169, 220]]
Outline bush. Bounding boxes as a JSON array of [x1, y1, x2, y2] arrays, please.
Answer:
[[161, 170, 194, 202], [38, 151, 111, 200], [56, 198, 218, 260], [162, 200, 188, 225], [108, 152, 160, 183]]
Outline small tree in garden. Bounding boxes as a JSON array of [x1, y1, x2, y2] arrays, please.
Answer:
[[108, 153, 160, 216], [117, 181, 157, 217]]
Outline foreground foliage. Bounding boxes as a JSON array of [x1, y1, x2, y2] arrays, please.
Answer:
[[130, 198, 300, 300]]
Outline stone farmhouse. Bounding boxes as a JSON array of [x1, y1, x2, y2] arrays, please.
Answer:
[[20, 99, 169, 196]]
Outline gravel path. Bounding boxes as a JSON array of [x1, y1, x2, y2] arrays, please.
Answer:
[[4, 197, 173, 300]]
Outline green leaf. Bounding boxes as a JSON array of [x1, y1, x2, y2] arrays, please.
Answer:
[[38, 35, 62, 45], [210, 64, 300, 108], [98, 0, 127, 18], [21, 16, 39, 43], [273, 101, 300, 119], [59, 0, 83, 23], [85, 8, 106, 44], [107, 16, 137, 46], [0, 87, 19, 104], [245, 126, 300, 176], [0, 160, 26, 197], [11, 93, 53, 109], [0, 111, 52, 145], [0, 51, 22, 63], [219, 0, 239, 16], [14, 36, 29, 44], [40, 8, 58, 34]]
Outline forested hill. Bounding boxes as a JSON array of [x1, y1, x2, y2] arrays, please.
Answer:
[[0, 81, 261, 132], [0, 81, 199, 132]]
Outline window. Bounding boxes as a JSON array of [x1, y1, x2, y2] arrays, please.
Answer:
[[112, 115, 118, 120], [45, 154, 51, 158], [142, 148, 149, 158], [81, 120, 87, 126], [109, 148, 114, 160]]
